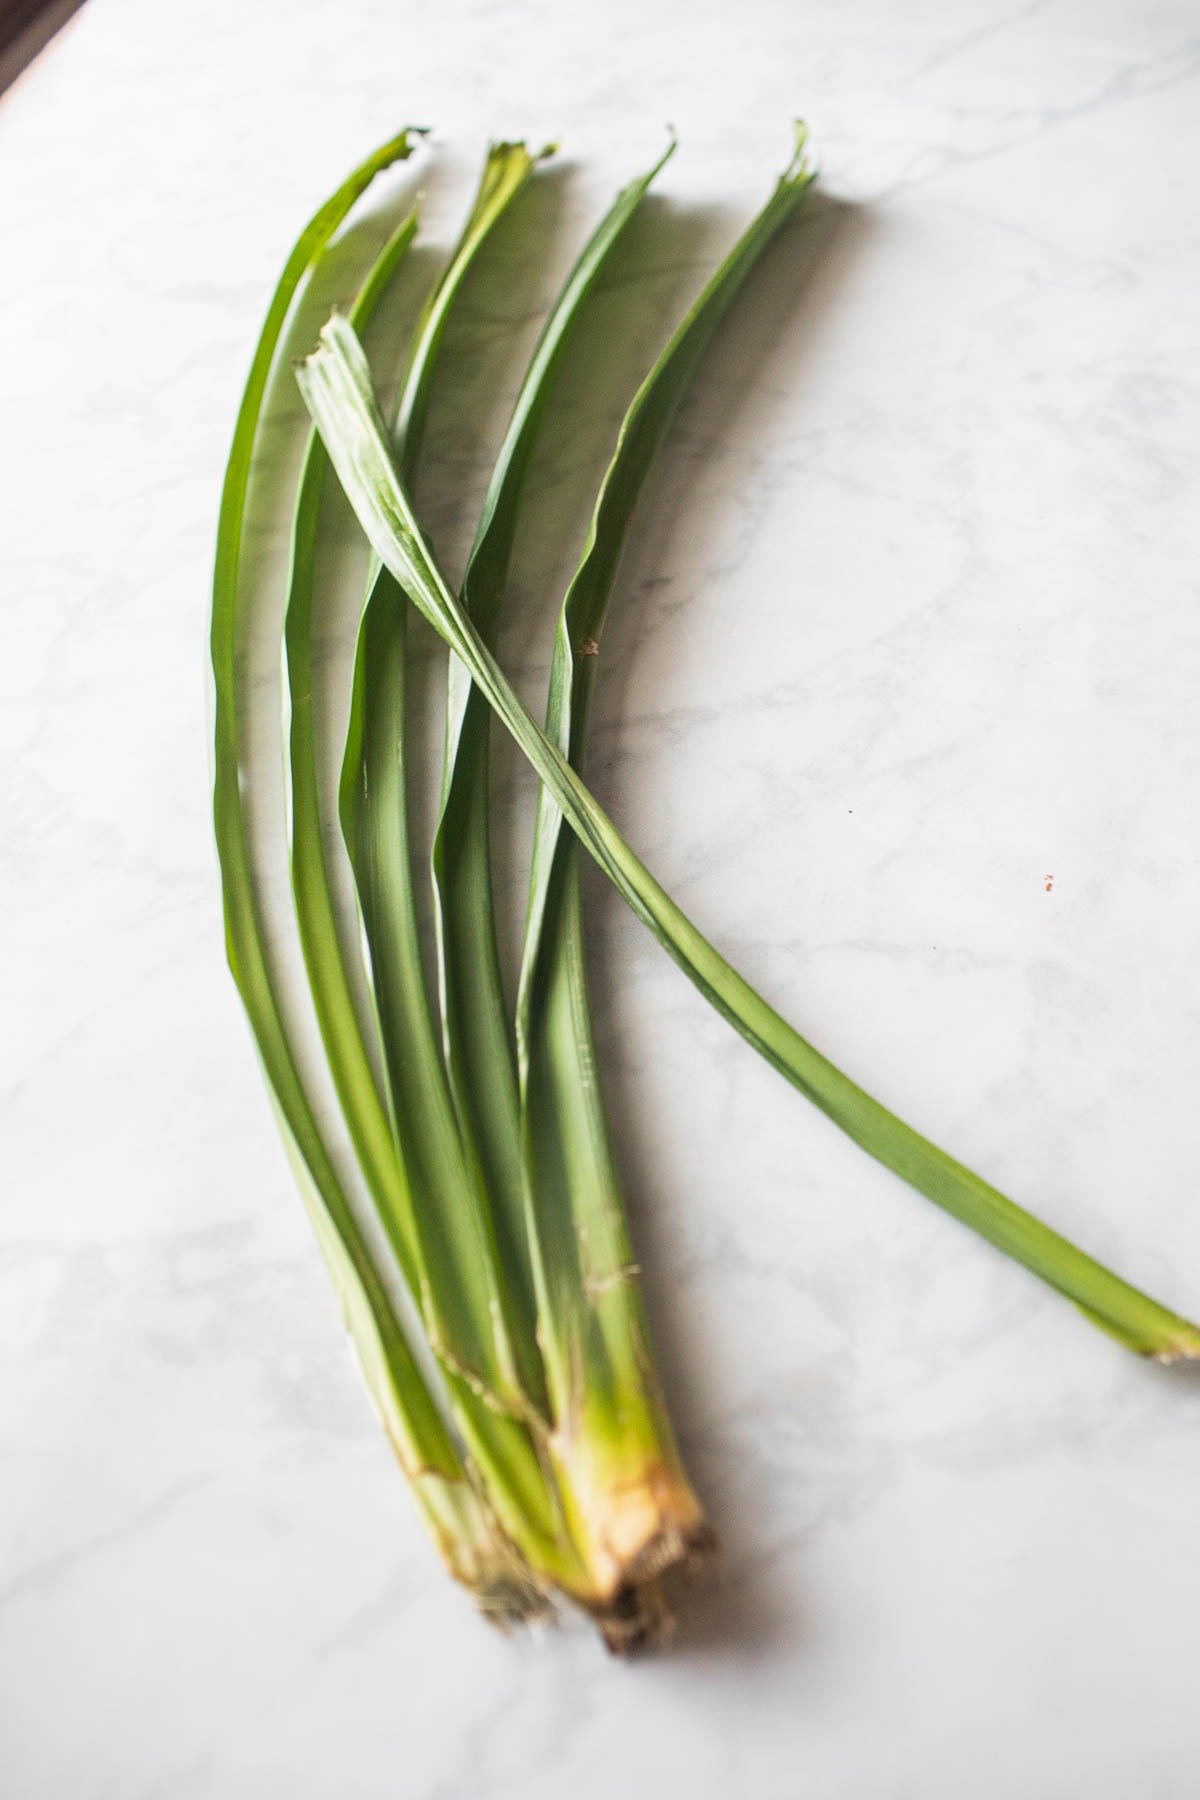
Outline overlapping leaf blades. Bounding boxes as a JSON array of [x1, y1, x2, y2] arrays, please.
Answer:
[[273, 133, 718, 1630], [511, 137, 822, 1582], [431, 140, 676, 1379], [216, 119, 1200, 1660], [345, 143, 617, 1594], [424, 139, 717, 1591], [297, 127, 1200, 1370], [210, 129, 543, 1615], [285, 140, 596, 1599]]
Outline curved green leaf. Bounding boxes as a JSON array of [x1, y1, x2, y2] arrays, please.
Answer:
[[334, 141, 549, 1416], [330, 144, 594, 1589], [296, 151, 1200, 1362], [431, 141, 676, 1398], [514, 135, 818, 1571], [209, 128, 542, 1611]]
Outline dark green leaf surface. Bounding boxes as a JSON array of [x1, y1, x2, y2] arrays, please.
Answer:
[[336, 142, 549, 1417], [518, 130, 818, 1447], [209, 130, 538, 1603], [432, 142, 676, 1417], [284, 142, 586, 1587]]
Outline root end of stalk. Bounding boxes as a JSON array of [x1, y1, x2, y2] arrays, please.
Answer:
[[593, 1521, 720, 1655], [603, 1465, 712, 1585], [596, 1579, 674, 1655], [1153, 1330, 1200, 1365], [552, 1447, 718, 1648]]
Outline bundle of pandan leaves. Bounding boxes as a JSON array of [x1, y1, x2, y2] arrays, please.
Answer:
[[211, 124, 1200, 1651]]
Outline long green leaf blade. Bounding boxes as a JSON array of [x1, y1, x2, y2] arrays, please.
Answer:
[[209, 128, 539, 1609], [393, 139, 554, 473], [331, 144, 599, 1588], [340, 575, 582, 1581], [431, 141, 675, 1398], [520, 127, 816, 1041], [296, 282, 1200, 1365], [516, 136, 818, 1585], [430, 139, 704, 1596], [335, 141, 550, 1416], [284, 210, 427, 1286], [285, 184, 526, 1413]]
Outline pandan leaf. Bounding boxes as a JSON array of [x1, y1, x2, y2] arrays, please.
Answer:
[[296, 130, 1200, 1363], [285, 141, 588, 1590], [210, 128, 544, 1613]]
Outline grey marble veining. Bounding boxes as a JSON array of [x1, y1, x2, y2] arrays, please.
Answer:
[[4, 0, 1200, 1794]]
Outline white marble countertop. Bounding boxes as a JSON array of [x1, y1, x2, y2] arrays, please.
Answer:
[[5, 1, 1200, 1793]]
